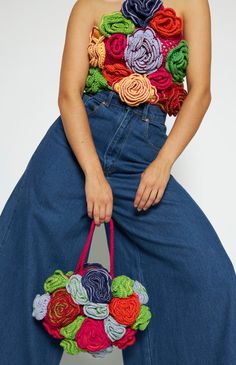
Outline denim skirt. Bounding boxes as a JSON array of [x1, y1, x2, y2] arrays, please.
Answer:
[[0, 89, 236, 365]]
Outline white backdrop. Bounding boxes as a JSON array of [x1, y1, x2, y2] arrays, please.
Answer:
[[0, 1, 235, 364]]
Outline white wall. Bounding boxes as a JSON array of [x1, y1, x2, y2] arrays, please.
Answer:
[[0, 1, 235, 364]]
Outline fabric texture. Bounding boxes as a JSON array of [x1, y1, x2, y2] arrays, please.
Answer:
[[85, 0, 189, 115], [0, 89, 236, 364]]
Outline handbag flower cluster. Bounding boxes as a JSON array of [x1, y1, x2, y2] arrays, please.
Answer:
[[32, 218, 152, 358], [84, 0, 189, 116]]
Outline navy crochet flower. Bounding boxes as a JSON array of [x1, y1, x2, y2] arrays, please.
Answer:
[[81, 267, 112, 303], [121, 0, 163, 27]]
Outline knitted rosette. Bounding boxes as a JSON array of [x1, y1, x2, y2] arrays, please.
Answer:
[[84, 0, 189, 116], [32, 219, 152, 357]]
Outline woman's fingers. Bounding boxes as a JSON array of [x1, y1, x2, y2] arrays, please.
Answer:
[[152, 186, 165, 205], [134, 181, 146, 209], [135, 185, 153, 211], [105, 199, 113, 223], [87, 200, 94, 219], [93, 203, 101, 226], [143, 188, 158, 210]]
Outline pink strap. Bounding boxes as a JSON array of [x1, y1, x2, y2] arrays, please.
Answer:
[[74, 218, 115, 279]]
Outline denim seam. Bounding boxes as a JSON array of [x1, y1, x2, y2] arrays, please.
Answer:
[[103, 108, 132, 173], [136, 246, 153, 365]]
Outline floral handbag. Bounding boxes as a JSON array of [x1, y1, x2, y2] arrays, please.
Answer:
[[32, 218, 152, 358]]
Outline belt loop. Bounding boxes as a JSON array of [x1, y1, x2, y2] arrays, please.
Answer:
[[103, 90, 115, 107], [142, 103, 150, 122]]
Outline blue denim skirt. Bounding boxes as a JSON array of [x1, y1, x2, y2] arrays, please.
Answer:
[[0, 89, 236, 364]]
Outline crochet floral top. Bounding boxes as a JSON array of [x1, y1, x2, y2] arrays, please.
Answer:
[[84, 0, 189, 116]]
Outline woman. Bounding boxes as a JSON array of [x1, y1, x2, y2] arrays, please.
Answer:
[[0, 0, 235, 364]]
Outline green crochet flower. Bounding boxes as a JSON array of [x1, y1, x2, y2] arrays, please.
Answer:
[[111, 275, 134, 298], [60, 339, 84, 355], [60, 315, 86, 339], [44, 269, 69, 293], [85, 67, 111, 93], [165, 40, 189, 83], [99, 11, 135, 37], [131, 304, 152, 331]]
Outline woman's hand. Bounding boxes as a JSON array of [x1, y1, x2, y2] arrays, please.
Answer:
[[85, 171, 113, 226], [134, 157, 172, 211]]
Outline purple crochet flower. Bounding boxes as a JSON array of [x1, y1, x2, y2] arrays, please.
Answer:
[[124, 27, 163, 75], [121, 0, 163, 27], [81, 266, 112, 303]]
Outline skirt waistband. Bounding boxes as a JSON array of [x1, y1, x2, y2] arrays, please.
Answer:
[[83, 89, 167, 122]]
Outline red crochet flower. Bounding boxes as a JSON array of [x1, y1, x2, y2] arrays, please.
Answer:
[[109, 293, 141, 326], [42, 320, 64, 339], [104, 34, 127, 65], [113, 327, 137, 349], [149, 7, 183, 38], [44, 288, 81, 328], [75, 317, 112, 352], [148, 67, 173, 91], [102, 63, 132, 87], [158, 83, 187, 116]]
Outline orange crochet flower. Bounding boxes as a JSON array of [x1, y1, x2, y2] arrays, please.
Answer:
[[113, 74, 159, 107], [88, 26, 106, 68], [109, 293, 141, 326], [149, 8, 183, 38], [102, 63, 132, 86]]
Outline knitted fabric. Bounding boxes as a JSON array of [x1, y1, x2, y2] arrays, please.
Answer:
[[81, 266, 112, 303], [113, 327, 137, 349], [131, 304, 152, 330], [88, 26, 106, 68], [75, 317, 112, 352], [124, 27, 163, 74], [66, 274, 89, 305], [60, 315, 86, 339], [111, 275, 134, 298], [102, 63, 132, 87], [122, 0, 163, 27], [109, 293, 141, 326], [113, 73, 159, 106], [99, 12, 135, 37], [165, 40, 189, 83], [33, 268, 152, 357], [85, 67, 111, 93], [44, 269, 69, 293], [85, 0, 189, 116], [44, 288, 81, 328], [104, 33, 127, 65], [60, 339, 84, 355], [32, 220, 152, 358]]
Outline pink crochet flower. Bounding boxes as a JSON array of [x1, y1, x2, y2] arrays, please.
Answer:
[[75, 317, 112, 352]]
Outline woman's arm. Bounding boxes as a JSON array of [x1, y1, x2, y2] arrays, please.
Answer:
[[134, 0, 212, 211], [58, 0, 113, 225]]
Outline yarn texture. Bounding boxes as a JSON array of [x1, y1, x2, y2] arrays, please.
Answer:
[[84, 0, 189, 116], [32, 219, 152, 358]]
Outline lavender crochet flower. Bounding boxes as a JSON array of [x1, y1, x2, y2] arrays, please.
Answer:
[[121, 0, 163, 27], [81, 267, 112, 303], [124, 27, 163, 75]]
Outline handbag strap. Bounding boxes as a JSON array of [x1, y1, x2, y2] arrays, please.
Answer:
[[74, 218, 115, 279]]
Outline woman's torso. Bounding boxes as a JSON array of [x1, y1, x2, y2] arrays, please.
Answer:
[[84, 0, 189, 116]]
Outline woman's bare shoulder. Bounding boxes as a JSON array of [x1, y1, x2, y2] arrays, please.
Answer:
[[179, 0, 210, 20], [71, 0, 123, 27], [94, 0, 124, 25]]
